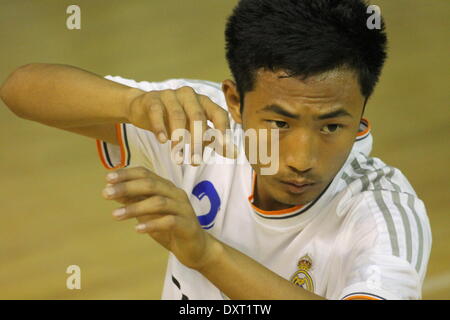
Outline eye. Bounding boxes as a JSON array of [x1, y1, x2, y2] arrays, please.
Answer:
[[267, 120, 289, 129], [321, 124, 342, 134]]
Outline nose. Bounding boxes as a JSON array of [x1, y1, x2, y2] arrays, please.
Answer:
[[284, 128, 318, 173]]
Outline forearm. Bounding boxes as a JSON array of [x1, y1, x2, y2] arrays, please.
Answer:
[[0, 63, 142, 128], [199, 235, 325, 300]]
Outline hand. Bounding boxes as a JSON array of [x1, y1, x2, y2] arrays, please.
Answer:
[[102, 166, 219, 270], [125, 86, 235, 164]]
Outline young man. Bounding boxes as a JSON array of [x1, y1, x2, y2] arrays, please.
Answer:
[[1, 0, 431, 300]]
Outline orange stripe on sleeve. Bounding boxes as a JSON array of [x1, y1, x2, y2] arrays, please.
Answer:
[[115, 123, 128, 169], [96, 139, 111, 170], [95, 123, 128, 170]]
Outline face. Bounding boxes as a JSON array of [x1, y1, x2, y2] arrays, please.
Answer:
[[223, 68, 366, 211]]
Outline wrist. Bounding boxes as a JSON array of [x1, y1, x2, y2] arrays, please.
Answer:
[[122, 87, 143, 123], [196, 233, 224, 275]]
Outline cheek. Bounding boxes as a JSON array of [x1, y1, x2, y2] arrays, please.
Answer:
[[319, 139, 354, 174]]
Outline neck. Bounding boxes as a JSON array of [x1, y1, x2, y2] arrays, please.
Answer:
[[253, 175, 292, 211]]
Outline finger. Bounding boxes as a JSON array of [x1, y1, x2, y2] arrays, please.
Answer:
[[199, 95, 230, 134], [105, 166, 154, 184], [105, 166, 174, 199], [135, 215, 177, 233], [199, 95, 237, 159], [177, 87, 207, 165], [103, 177, 182, 201], [111, 196, 182, 221], [202, 126, 238, 159], [136, 214, 197, 241], [109, 192, 148, 205], [190, 117, 206, 166], [159, 90, 187, 149], [145, 94, 168, 143], [103, 183, 131, 204]]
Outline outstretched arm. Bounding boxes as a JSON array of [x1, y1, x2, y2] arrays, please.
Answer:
[[1, 63, 232, 158], [0, 63, 141, 144]]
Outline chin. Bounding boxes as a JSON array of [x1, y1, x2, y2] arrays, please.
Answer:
[[273, 191, 313, 207], [285, 195, 314, 207]]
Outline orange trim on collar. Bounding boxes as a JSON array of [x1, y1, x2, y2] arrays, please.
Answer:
[[248, 172, 304, 216], [356, 118, 371, 137]]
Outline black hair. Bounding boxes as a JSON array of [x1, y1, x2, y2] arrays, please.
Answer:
[[225, 0, 387, 106]]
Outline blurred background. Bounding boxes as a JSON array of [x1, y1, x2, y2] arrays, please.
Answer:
[[0, 0, 448, 299]]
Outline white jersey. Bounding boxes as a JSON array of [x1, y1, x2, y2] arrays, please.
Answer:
[[96, 76, 432, 300]]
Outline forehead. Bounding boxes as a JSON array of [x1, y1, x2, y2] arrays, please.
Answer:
[[248, 68, 363, 110]]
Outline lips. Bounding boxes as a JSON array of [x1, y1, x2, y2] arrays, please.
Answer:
[[280, 179, 315, 194], [283, 179, 315, 187]]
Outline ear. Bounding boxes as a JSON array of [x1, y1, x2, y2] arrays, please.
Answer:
[[222, 79, 242, 124]]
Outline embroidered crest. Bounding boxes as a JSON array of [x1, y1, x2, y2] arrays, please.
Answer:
[[290, 254, 314, 292]]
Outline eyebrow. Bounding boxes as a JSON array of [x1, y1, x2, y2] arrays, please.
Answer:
[[259, 104, 300, 119], [317, 109, 353, 120], [259, 104, 353, 120]]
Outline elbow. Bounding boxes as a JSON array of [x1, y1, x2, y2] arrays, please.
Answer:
[[0, 73, 15, 112], [0, 68, 14, 103], [0, 63, 42, 118], [2, 63, 45, 93], [0, 81, 5, 103]]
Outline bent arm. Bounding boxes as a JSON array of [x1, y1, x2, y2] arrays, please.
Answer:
[[199, 236, 326, 300], [0, 63, 142, 143]]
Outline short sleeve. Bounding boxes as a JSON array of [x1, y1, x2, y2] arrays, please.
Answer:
[[338, 254, 422, 300], [95, 75, 227, 184], [331, 191, 432, 300], [96, 121, 183, 184]]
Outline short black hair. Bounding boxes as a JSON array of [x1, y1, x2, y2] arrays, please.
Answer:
[[225, 0, 387, 104]]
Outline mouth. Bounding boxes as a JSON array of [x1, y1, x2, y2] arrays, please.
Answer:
[[279, 179, 316, 195]]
